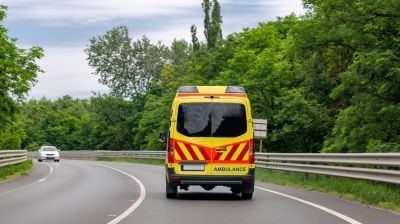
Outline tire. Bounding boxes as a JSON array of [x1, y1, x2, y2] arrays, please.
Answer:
[[241, 192, 253, 199], [38, 159, 42, 162], [166, 178, 177, 199], [241, 180, 254, 199], [166, 192, 177, 199]]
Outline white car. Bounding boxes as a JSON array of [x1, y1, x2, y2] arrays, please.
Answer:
[[38, 146, 60, 162]]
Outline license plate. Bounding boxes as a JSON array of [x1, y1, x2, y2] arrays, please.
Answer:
[[181, 164, 205, 171]]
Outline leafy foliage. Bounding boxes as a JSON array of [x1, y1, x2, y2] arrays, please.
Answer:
[[1, 0, 399, 152], [0, 5, 43, 149], [85, 26, 168, 98]]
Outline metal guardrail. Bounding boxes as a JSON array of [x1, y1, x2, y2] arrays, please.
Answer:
[[28, 150, 165, 160], [27, 151, 400, 184], [0, 150, 28, 167], [256, 153, 400, 185]]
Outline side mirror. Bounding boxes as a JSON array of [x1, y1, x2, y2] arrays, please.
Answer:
[[159, 131, 167, 142]]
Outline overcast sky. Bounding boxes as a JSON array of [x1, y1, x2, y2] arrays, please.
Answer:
[[3, 0, 304, 99]]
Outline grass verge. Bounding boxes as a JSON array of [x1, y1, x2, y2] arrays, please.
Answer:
[[96, 157, 164, 165], [95, 157, 400, 213], [0, 160, 33, 182], [256, 168, 400, 213]]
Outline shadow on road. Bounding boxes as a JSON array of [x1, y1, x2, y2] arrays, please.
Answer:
[[176, 192, 243, 201]]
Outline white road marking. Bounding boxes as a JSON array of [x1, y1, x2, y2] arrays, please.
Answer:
[[40, 164, 54, 181], [255, 186, 362, 224], [96, 164, 146, 224], [0, 162, 53, 196]]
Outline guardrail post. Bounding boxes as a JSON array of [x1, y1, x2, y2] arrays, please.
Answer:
[[304, 173, 309, 181]]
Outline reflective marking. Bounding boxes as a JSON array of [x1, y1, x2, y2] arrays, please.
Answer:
[[236, 143, 249, 161], [219, 145, 233, 160], [224, 144, 239, 160], [198, 146, 210, 160], [96, 164, 146, 224], [231, 143, 246, 160], [174, 143, 186, 160], [214, 152, 223, 160], [191, 145, 205, 160], [186, 144, 199, 160], [243, 148, 250, 160], [174, 149, 182, 160], [177, 142, 192, 160], [255, 186, 362, 224]]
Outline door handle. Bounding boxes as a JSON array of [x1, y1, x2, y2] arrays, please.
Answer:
[[216, 148, 226, 152]]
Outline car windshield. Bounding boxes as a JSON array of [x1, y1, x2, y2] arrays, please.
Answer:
[[177, 103, 247, 137], [41, 147, 57, 151]]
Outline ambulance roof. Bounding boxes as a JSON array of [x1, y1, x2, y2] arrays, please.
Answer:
[[176, 86, 247, 98]]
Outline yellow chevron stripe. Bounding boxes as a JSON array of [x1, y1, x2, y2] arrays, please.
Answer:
[[243, 147, 250, 160], [174, 149, 182, 160], [219, 145, 233, 160], [231, 143, 247, 160], [191, 145, 205, 160], [177, 142, 193, 160]]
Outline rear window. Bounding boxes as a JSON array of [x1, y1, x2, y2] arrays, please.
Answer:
[[41, 146, 57, 151], [177, 103, 247, 137]]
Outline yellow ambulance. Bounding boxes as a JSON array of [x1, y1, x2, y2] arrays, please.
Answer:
[[163, 86, 255, 199]]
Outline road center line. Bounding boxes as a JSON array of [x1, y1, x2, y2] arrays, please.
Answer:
[[96, 164, 146, 224], [255, 186, 362, 224]]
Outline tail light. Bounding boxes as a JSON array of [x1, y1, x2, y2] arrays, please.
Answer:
[[167, 138, 174, 163], [249, 139, 255, 164]]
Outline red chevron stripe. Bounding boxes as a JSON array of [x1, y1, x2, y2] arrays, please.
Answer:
[[198, 146, 210, 160], [214, 152, 223, 160], [174, 142, 187, 160], [236, 143, 249, 161], [186, 144, 199, 160], [224, 144, 239, 160]]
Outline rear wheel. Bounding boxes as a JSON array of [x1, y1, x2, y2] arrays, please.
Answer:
[[166, 178, 177, 199], [241, 179, 254, 199], [241, 192, 253, 199]]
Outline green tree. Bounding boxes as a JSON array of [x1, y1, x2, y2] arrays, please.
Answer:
[[271, 89, 330, 153], [190, 25, 200, 52], [323, 96, 400, 153], [85, 26, 168, 98], [12, 0, 399, 154], [295, 0, 400, 152], [86, 94, 139, 150], [202, 0, 223, 50], [0, 5, 43, 132]]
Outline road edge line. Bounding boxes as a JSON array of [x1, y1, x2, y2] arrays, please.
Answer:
[[255, 186, 362, 224], [96, 164, 146, 224], [0, 162, 53, 196]]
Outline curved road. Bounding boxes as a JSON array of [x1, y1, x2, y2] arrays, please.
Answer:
[[0, 160, 398, 224]]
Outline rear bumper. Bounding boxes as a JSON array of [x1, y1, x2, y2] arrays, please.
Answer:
[[178, 176, 244, 185], [39, 156, 59, 160], [166, 167, 255, 192]]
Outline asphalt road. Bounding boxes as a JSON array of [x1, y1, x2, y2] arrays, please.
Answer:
[[0, 160, 399, 224]]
